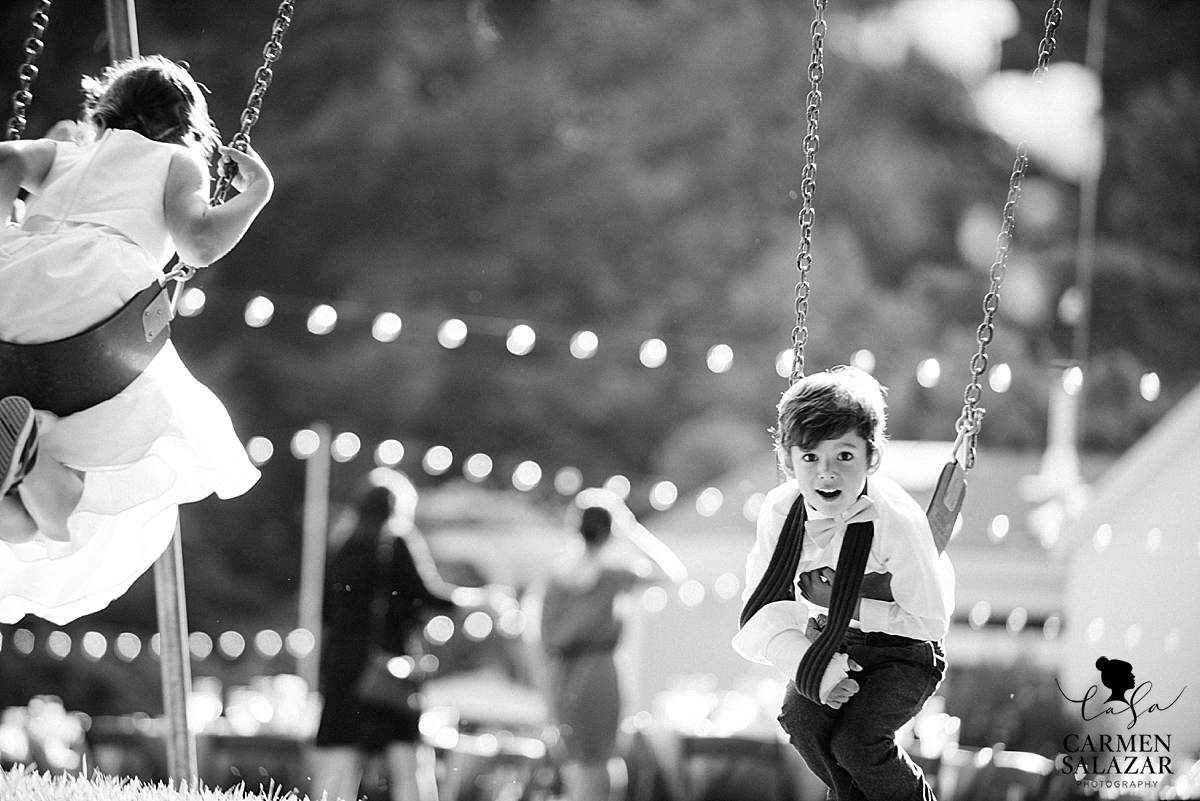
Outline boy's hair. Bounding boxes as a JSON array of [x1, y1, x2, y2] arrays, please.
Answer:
[[579, 505, 613, 547], [82, 55, 220, 159], [774, 366, 888, 465]]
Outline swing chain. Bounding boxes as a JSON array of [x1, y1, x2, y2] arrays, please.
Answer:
[[954, 2, 1062, 470], [212, 0, 295, 205], [790, 0, 827, 385], [169, 0, 294, 289], [1034, 1, 1063, 82], [5, 0, 52, 142]]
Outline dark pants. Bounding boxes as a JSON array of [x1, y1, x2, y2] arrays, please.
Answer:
[[777, 630, 946, 801]]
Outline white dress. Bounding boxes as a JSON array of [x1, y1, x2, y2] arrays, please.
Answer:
[[0, 129, 260, 625]]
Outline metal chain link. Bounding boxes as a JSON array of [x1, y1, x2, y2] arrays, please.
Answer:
[[954, 1, 1063, 470], [1034, 0, 1063, 82], [170, 0, 294, 285], [212, 0, 294, 204], [5, 0, 52, 141], [790, 0, 827, 385]]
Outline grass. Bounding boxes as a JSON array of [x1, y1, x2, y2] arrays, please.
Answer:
[[0, 766, 311, 801]]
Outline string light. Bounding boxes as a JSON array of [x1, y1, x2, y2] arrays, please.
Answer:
[[639, 338, 667, 368], [848, 349, 873, 373], [375, 439, 404, 467], [285, 629, 316, 659], [254, 630, 284, 658], [437, 318, 468, 349], [706, 344, 734, 374], [506, 324, 536, 356], [696, 487, 723, 517], [244, 296, 275, 328], [511, 460, 542, 492], [246, 436, 274, 466], [423, 445, 453, 475], [570, 330, 598, 359], [603, 475, 631, 499], [649, 480, 678, 511], [372, 312, 402, 343], [1140, 372, 1161, 402], [917, 357, 941, 388], [1062, 365, 1083, 396], [178, 287, 206, 317], [774, 349, 793, 379], [330, 432, 361, 463], [189, 632, 214, 660], [306, 304, 337, 335], [988, 363, 1012, 393], [290, 429, 321, 460], [464, 453, 493, 482], [554, 466, 583, 495]]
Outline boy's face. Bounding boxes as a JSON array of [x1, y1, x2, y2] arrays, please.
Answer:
[[786, 431, 879, 517]]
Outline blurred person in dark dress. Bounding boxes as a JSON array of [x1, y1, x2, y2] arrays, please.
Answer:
[[309, 468, 495, 801]]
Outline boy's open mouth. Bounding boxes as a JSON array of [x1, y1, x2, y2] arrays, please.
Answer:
[[815, 489, 841, 500]]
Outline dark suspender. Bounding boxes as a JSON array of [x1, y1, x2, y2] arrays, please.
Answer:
[[738, 492, 876, 703]]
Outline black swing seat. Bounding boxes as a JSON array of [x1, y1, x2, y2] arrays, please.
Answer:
[[0, 282, 173, 417]]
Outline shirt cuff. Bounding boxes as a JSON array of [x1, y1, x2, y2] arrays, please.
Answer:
[[763, 629, 811, 678], [732, 600, 808, 664]]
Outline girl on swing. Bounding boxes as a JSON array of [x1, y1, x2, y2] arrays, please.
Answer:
[[0, 55, 273, 625]]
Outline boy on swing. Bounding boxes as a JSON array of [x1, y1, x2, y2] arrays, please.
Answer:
[[734, 366, 953, 801]]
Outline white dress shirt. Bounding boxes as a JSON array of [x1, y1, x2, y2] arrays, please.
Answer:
[[732, 475, 954, 675]]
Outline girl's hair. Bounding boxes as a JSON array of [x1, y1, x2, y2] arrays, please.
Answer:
[[82, 55, 220, 159], [774, 366, 888, 464], [579, 505, 613, 547]]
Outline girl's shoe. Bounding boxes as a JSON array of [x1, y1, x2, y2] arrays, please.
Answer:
[[0, 396, 38, 497]]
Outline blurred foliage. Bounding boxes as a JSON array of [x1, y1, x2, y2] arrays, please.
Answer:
[[0, 0, 1197, 715]]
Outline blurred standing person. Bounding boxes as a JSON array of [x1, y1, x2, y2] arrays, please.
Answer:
[[530, 489, 687, 801], [309, 468, 495, 801]]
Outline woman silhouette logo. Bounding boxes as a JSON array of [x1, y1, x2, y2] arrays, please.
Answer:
[[1096, 656, 1136, 704]]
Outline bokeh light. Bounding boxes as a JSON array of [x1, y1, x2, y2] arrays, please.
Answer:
[[696, 487, 723, 517], [917, 357, 941, 388], [290, 428, 321, 460], [1140, 372, 1160, 402], [570, 330, 598, 359], [603, 475, 630, 499], [464, 453, 493, 482], [246, 436, 274, 466], [988, 363, 1012, 393], [331, 432, 361, 463], [375, 439, 405, 467], [506, 324, 536, 355], [244, 295, 274, 327], [423, 445, 453, 475], [639, 338, 667, 368], [307, 304, 337, 335], [706, 344, 734, 374], [437, 318, 468, 349], [512, 460, 542, 492], [372, 312, 402, 342], [178, 287, 206, 317], [649, 480, 678, 511]]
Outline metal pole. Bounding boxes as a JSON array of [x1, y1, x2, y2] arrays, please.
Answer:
[[297, 423, 331, 691], [103, 0, 195, 783], [104, 0, 139, 61], [153, 522, 197, 783], [1070, 0, 1109, 445]]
